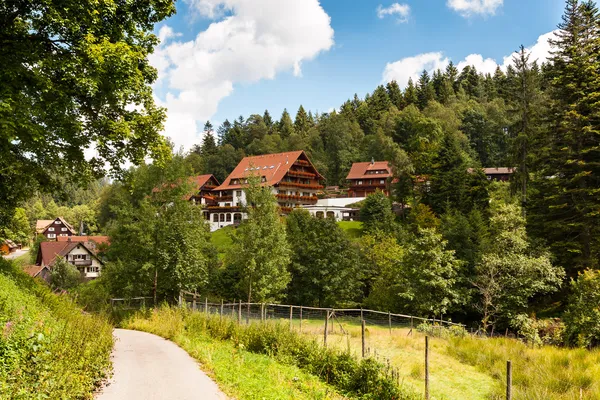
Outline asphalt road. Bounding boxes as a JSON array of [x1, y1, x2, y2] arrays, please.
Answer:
[[96, 329, 227, 400]]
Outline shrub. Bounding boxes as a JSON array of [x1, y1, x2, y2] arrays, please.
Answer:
[[563, 269, 600, 347], [416, 322, 467, 338], [0, 258, 113, 398]]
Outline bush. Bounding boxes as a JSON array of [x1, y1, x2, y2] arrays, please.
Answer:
[[126, 306, 419, 400], [416, 322, 467, 338], [0, 258, 113, 398], [563, 269, 600, 347]]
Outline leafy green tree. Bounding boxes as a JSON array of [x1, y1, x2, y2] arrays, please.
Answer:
[[563, 269, 600, 347], [225, 177, 290, 303], [360, 191, 396, 234], [473, 198, 564, 332], [51, 258, 82, 291], [529, 0, 600, 274], [360, 231, 404, 304], [319, 113, 364, 186], [0, 0, 174, 227], [0, 208, 31, 245], [286, 210, 360, 307]]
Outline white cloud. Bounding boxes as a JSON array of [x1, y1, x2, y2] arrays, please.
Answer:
[[447, 0, 503, 17], [383, 52, 450, 88], [151, 0, 334, 150], [382, 31, 556, 87], [377, 3, 411, 22]]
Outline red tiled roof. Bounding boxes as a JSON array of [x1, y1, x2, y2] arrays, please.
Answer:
[[38, 241, 77, 267], [214, 151, 323, 191], [346, 161, 392, 180], [57, 236, 110, 246], [23, 265, 48, 278]]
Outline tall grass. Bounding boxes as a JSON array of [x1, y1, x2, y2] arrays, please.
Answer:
[[125, 306, 420, 400], [0, 259, 113, 399]]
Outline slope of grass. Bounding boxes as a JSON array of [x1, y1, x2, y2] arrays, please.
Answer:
[[0, 259, 113, 399], [337, 221, 363, 238], [211, 225, 234, 259], [298, 317, 600, 399]]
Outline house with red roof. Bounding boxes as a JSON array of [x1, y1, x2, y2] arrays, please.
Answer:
[[208, 151, 324, 230], [36, 240, 104, 280], [346, 159, 393, 198]]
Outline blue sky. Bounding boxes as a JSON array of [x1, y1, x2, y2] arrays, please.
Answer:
[[150, 0, 566, 149]]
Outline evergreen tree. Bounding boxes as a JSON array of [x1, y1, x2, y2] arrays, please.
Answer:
[[200, 121, 217, 157], [263, 110, 274, 128], [417, 70, 436, 109], [368, 85, 392, 117], [217, 120, 232, 145], [278, 109, 296, 138], [386, 80, 405, 109], [360, 191, 396, 234], [529, 0, 600, 274], [294, 105, 310, 135], [404, 78, 418, 106], [445, 61, 460, 93]]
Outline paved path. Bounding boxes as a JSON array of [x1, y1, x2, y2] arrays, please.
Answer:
[[3, 248, 28, 260], [96, 329, 227, 400]]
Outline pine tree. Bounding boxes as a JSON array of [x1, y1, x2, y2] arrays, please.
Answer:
[[404, 78, 418, 106], [200, 121, 217, 157], [417, 70, 436, 109], [278, 109, 295, 138], [445, 61, 460, 93], [216, 120, 231, 145], [294, 105, 310, 134], [529, 0, 600, 274], [386, 80, 405, 110], [263, 110, 273, 128], [367, 85, 392, 116]]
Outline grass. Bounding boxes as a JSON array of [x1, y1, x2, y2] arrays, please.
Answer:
[[296, 318, 600, 400], [125, 307, 420, 399], [211, 225, 234, 259], [0, 258, 113, 399], [337, 221, 363, 238], [125, 308, 346, 400]]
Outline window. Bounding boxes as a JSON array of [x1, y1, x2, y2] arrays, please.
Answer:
[[213, 214, 218, 222], [261, 176, 266, 183], [358, 180, 363, 185], [61, 227, 67, 231], [56, 220, 62, 225], [48, 227, 55, 232], [60, 234, 68, 237], [47, 233, 56, 239], [380, 180, 385, 184], [236, 190, 242, 197], [220, 214, 225, 222], [87, 267, 99, 273], [226, 214, 232, 222]]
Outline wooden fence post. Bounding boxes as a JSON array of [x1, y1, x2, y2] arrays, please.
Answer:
[[246, 301, 250, 324], [299, 306, 303, 332], [238, 300, 242, 324], [425, 336, 430, 400], [220, 299, 223, 320], [232, 300, 236, 318], [204, 298, 208, 314], [506, 360, 512, 400], [388, 311, 392, 336], [361, 319, 366, 358], [324, 311, 329, 347], [289, 306, 293, 330], [261, 303, 265, 323], [192, 293, 196, 311]]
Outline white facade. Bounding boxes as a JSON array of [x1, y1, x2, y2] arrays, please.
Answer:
[[301, 205, 356, 221], [66, 245, 103, 279]]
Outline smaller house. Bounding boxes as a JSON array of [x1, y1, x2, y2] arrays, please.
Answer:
[[346, 160, 393, 198], [483, 167, 514, 182], [36, 217, 77, 240], [37, 241, 104, 280], [23, 265, 51, 283], [57, 235, 110, 252], [1, 239, 20, 255]]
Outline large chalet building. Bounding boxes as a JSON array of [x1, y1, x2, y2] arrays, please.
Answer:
[[346, 160, 393, 198], [207, 151, 324, 231], [36, 217, 77, 240]]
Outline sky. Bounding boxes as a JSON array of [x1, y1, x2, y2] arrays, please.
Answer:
[[149, 0, 568, 150]]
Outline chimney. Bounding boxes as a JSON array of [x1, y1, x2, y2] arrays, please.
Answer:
[[371, 157, 375, 165]]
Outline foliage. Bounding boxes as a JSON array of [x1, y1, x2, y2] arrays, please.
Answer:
[[50, 257, 82, 292], [286, 210, 360, 307], [0, 0, 175, 227], [0, 208, 30, 245], [224, 176, 291, 303], [473, 194, 564, 331], [563, 269, 600, 347], [0, 259, 113, 398], [360, 191, 396, 234]]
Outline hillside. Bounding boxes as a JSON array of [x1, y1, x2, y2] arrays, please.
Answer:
[[0, 259, 113, 398]]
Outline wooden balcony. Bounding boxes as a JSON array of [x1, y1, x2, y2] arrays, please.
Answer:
[[218, 195, 233, 202], [287, 170, 316, 179], [294, 159, 311, 167], [206, 206, 243, 212], [73, 259, 92, 266], [276, 194, 318, 204], [278, 181, 324, 190]]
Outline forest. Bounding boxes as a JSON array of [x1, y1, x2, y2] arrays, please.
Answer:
[[2, 0, 600, 349]]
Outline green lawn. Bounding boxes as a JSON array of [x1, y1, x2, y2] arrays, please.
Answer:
[[337, 221, 363, 238], [211, 226, 234, 259]]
